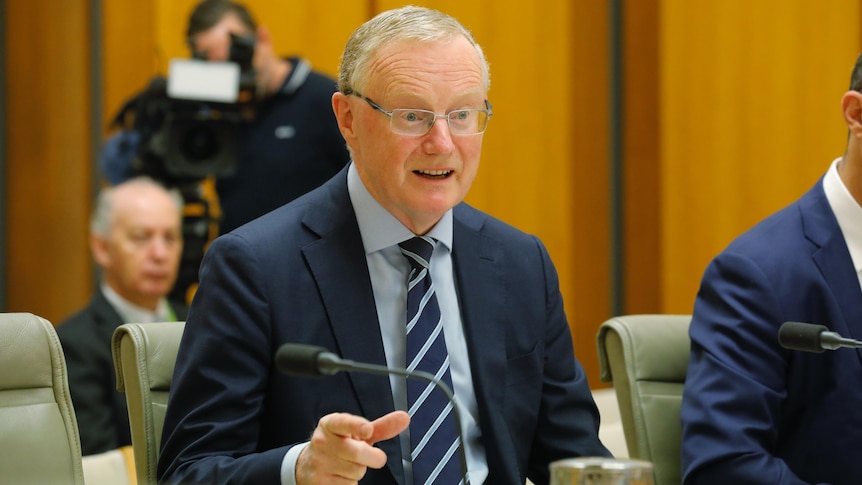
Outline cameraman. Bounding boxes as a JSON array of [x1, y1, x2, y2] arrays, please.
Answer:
[[186, 0, 350, 233]]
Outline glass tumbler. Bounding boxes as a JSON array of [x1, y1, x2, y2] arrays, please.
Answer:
[[549, 457, 655, 485]]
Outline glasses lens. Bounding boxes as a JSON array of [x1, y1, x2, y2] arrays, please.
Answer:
[[390, 109, 434, 136], [448, 110, 488, 135], [388, 108, 490, 136]]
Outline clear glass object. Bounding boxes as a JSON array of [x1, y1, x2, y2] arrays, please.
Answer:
[[550, 457, 655, 485]]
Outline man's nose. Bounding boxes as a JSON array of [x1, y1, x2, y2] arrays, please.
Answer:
[[423, 116, 455, 152], [149, 238, 172, 258]]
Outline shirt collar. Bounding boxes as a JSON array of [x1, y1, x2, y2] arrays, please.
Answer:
[[823, 156, 862, 276], [347, 162, 453, 253], [101, 282, 171, 323]]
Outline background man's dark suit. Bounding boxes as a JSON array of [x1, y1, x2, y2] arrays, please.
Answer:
[[681, 179, 862, 484], [158, 168, 609, 484], [57, 290, 188, 456]]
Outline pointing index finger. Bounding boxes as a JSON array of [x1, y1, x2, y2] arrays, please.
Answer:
[[320, 412, 374, 440]]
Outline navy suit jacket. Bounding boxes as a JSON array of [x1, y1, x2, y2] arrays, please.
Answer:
[[158, 168, 609, 484], [681, 178, 862, 484], [57, 289, 187, 456]]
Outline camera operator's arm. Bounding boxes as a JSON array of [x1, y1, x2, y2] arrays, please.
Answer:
[[99, 75, 170, 185], [99, 130, 140, 184]]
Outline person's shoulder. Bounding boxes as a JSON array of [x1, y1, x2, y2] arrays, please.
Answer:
[[306, 68, 337, 86], [292, 57, 337, 84], [723, 192, 810, 257], [453, 203, 543, 249], [220, 175, 345, 248], [300, 70, 339, 102], [281, 57, 338, 95], [168, 299, 189, 320], [55, 304, 101, 344], [706, 186, 827, 284]]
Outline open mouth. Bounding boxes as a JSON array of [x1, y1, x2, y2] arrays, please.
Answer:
[[414, 169, 453, 179]]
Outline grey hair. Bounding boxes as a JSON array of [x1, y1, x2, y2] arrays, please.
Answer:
[[851, 51, 862, 92], [91, 176, 185, 237], [337, 5, 490, 96]]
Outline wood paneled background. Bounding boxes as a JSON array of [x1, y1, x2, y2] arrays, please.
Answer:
[[3, 0, 861, 387]]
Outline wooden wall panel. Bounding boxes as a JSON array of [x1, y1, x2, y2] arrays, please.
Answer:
[[658, 0, 861, 313], [5, 0, 93, 324], [567, 0, 613, 386], [246, 2, 367, 79], [622, 0, 661, 315], [102, 2, 157, 127]]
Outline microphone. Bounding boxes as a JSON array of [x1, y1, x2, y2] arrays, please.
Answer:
[[275, 343, 470, 484], [778, 321, 862, 353]]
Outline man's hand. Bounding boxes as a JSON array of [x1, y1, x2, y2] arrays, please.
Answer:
[[295, 410, 410, 484]]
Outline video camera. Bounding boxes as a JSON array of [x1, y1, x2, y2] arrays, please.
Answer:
[[101, 34, 258, 304], [108, 33, 257, 186]]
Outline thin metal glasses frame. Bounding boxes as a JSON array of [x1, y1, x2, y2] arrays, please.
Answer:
[[352, 92, 492, 136]]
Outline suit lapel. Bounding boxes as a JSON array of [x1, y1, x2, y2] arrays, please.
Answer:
[[451, 206, 518, 477], [802, 183, 862, 365], [91, 289, 124, 335], [300, 178, 404, 484]]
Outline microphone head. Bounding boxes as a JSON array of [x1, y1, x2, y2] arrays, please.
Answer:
[[276, 343, 330, 376], [778, 321, 828, 353]]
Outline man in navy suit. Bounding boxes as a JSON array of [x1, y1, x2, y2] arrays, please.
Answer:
[[158, 5, 610, 485], [680, 53, 862, 484]]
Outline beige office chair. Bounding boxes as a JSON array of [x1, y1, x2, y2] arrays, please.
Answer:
[[596, 314, 691, 485], [0, 312, 85, 484], [112, 321, 185, 485]]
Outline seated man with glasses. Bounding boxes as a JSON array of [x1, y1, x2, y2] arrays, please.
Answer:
[[158, 6, 610, 485]]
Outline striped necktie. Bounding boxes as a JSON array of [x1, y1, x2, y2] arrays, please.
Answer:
[[399, 236, 463, 484]]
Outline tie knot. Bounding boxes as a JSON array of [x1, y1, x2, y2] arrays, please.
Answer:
[[399, 236, 436, 270]]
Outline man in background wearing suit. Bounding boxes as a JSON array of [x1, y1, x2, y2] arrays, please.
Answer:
[[58, 176, 187, 456], [158, 6, 610, 485], [680, 53, 862, 484]]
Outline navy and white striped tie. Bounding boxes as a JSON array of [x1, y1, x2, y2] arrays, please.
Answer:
[[399, 236, 462, 485]]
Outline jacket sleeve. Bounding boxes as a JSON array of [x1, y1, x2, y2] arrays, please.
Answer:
[[681, 251, 811, 485], [157, 233, 291, 484], [526, 236, 612, 484]]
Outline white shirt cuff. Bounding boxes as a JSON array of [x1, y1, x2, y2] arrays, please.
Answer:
[[280, 442, 309, 485]]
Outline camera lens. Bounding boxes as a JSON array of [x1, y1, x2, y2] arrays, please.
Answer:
[[181, 124, 219, 162]]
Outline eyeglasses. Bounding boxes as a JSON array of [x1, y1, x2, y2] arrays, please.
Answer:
[[352, 92, 492, 136]]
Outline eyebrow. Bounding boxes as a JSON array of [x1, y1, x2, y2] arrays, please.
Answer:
[[380, 93, 486, 110]]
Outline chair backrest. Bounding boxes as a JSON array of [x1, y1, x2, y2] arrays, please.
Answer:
[[0, 312, 85, 484], [112, 321, 185, 485], [596, 314, 691, 485]]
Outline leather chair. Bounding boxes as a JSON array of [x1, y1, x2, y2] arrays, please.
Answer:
[[112, 321, 185, 485], [596, 314, 691, 485], [0, 312, 85, 484]]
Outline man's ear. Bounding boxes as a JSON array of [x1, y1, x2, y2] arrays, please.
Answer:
[[842, 90, 862, 137], [256, 25, 272, 48], [332, 92, 357, 144], [90, 234, 111, 268]]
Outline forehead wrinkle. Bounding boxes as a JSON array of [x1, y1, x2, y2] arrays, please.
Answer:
[[366, 39, 485, 104], [380, 72, 484, 104]]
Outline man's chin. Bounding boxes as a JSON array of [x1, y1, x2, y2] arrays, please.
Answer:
[[140, 284, 173, 298]]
